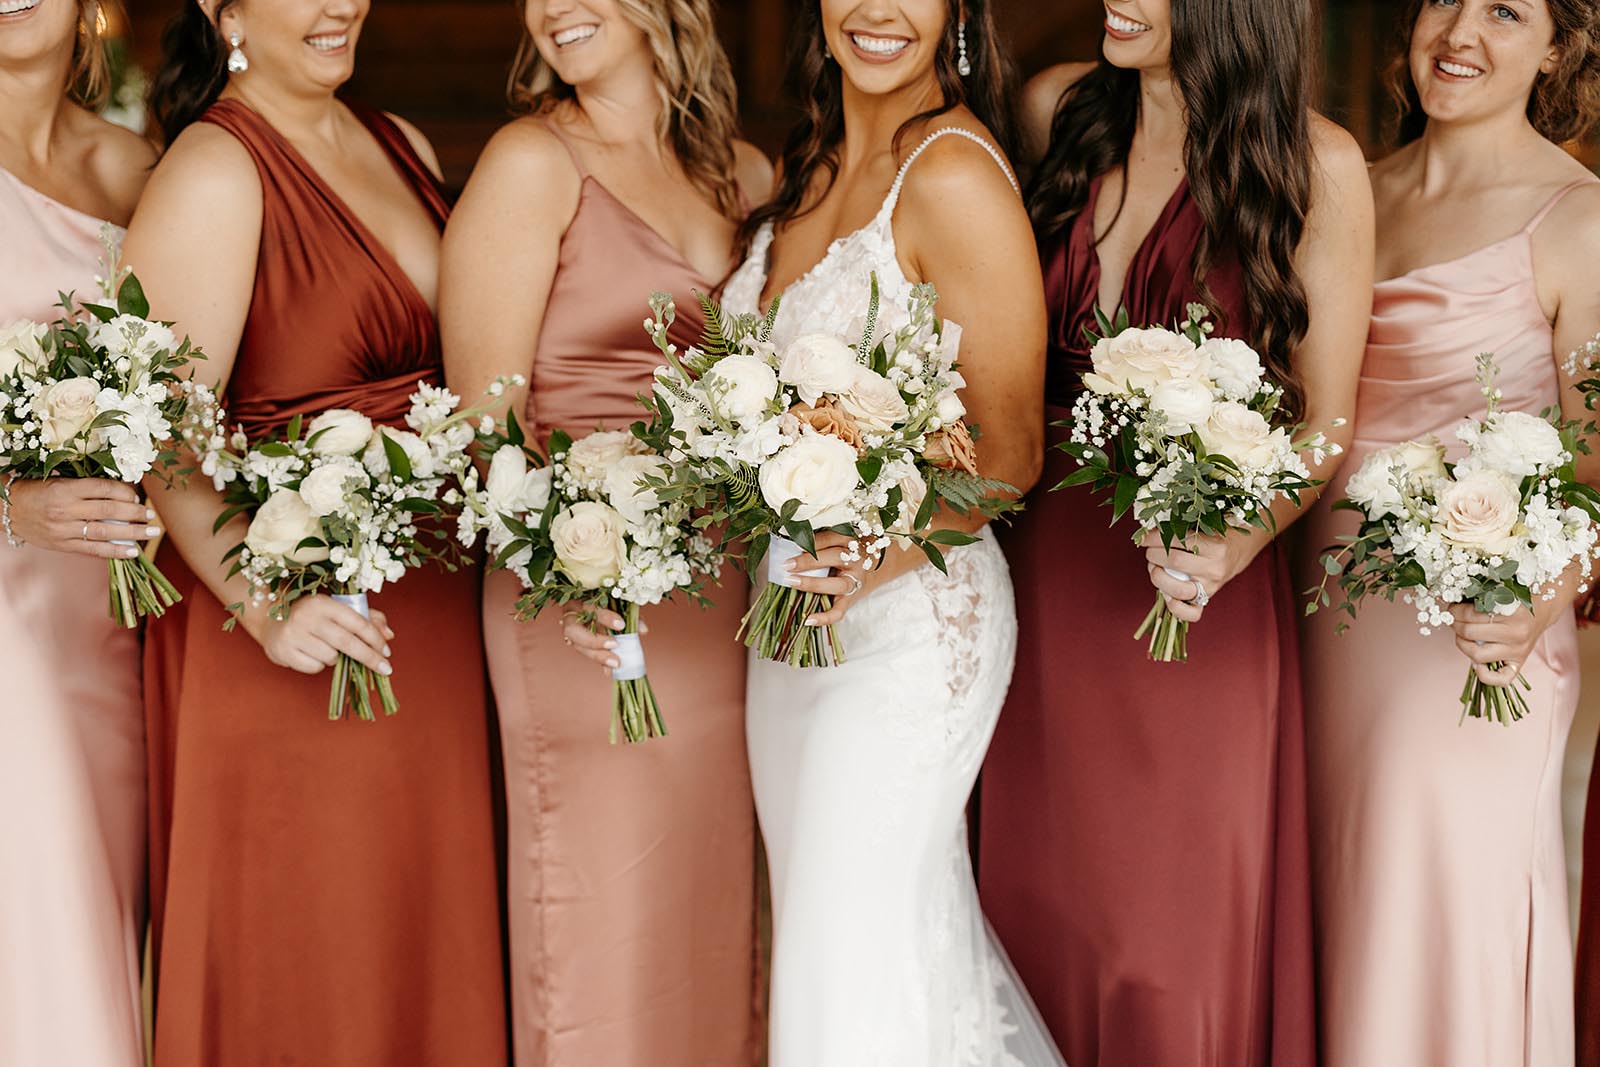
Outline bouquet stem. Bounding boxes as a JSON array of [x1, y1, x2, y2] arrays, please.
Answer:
[[738, 581, 846, 669], [327, 592, 398, 721], [610, 602, 667, 745], [1134, 594, 1189, 663], [1459, 664, 1533, 726], [107, 553, 182, 629]]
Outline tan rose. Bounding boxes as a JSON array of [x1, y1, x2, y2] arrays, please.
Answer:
[[551, 501, 629, 587], [789, 398, 865, 452], [1438, 471, 1522, 555], [38, 377, 101, 449], [924, 420, 980, 476]]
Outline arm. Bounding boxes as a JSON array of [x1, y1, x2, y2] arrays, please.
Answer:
[[733, 140, 775, 206], [1146, 116, 1375, 622], [1019, 63, 1096, 169], [124, 125, 392, 677], [385, 112, 445, 184]]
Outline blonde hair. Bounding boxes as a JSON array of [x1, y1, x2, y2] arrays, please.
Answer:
[[508, 0, 743, 219], [69, 0, 113, 109]]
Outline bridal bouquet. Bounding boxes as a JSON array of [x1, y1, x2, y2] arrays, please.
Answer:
[[1058, 305, 1336, 661], [1310, 355, 1600, 724], [0, 272, 210, 627], [457, 417, 723, 743], [201, 381, 511, 721], [640, 279, 1018, 668]]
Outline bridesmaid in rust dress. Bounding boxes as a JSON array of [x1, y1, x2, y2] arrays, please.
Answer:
[[976, 3, 1374, 1062], [125, 4, 504, 1064], [441, 2, 770, 1064]]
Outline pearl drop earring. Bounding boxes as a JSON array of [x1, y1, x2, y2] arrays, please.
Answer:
[[227, 31, 249, 74]]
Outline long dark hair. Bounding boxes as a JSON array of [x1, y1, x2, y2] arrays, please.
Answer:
[[1389, 0, 1600, 145], [1029, 0, 1316, 417], [737, 0, 1017, 255], [149, 0, 239, 146]]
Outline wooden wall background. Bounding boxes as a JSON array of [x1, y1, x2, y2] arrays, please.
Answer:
[[118, 0, 1426, 191]]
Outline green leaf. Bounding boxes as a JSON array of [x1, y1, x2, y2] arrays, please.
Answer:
[[856, 457, 883, 486], [919, 540, 949, 574], [547, 428, 573, 459], [381, 431, 413, 481], [286, 413, 303, 443], [1111, 474, 1139, 521], [117, 272, 151, 320], [507, 407, 526, 448], [925, 529, 979, 547]]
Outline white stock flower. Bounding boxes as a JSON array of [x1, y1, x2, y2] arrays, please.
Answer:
[[246, 489, 329, 564], [1084, 327, 1206, 395], [889, 463, 927, 536], [565, 429, 646, 486], [839, 365, 909, 431], [551, 501, 629, 587], [1437, 470, 1523, 554], [0, 320, 48, 378], [307, 409, 374, 456], [299, 461, 366, 517], [759, 432, 861, 527], [38, 377, 101, 449], [604, 454, 669, 527], [703, 354, 778, 422], [1198, 337, 1265, 400], [89, 315, 176, 365], [1197, 402, 1279, 469], [778, 333, 859, 404], [1471, 411, 1565, 478], [934, 371, 968, 425], [1343, 451, 1407, 520], [1147, 378, 1215, 435]]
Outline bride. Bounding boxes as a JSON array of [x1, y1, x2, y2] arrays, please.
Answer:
[[722, 0, 1054, 1062]]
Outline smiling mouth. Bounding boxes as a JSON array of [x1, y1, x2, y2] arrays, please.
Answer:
[[1105, 7, 1152, 35], [553, 24, 598, 48], [0, 0, 43, 16], [1435, 57, 1484, 79], [849, 32, 910, 58], [306, 33, 349, 53]]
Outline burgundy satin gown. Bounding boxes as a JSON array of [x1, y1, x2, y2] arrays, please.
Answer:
[[978, 177, 1317, 1065], [143, 99, 506, 1065]]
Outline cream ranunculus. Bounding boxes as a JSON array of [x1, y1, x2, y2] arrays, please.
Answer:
[[486, 445, 552, 516], [298, 460, 367, 517], [1147, 378, 1215, 435], [1197, 402, 1280, 469], [1198, 337, 1265, 400], [246, 489, 329, 564], [1472, 411, 1565, 478], [307, 409, 374, 457], [1438, 470, 1523, 554], [703, 354, 778, 422], [0, 320, 48, 378], [565, 429, 647, 486], [604, 453, 669, 526], [758, 432, 861, 527], [838, 364, 909, 431], [778, 333, 859, 404], [1392, 437, 1448, 487], [1087, 327, 1207, 395], [38, 377, 101, 449], [550, 500, 629, 587]]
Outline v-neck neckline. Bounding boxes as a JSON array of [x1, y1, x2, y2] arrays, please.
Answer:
[[219, 99, 440, 318], [581, 175, 718, 286], [1087, 173, 1191, 319]]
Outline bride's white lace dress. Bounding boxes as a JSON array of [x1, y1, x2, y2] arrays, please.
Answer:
[[723, 128, 1066, 1067]]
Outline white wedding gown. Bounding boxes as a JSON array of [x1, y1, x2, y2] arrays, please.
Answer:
[[723, 128, 1066, 1067]]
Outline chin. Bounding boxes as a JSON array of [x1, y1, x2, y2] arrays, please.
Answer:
[[1101, 36, 1168, 72]]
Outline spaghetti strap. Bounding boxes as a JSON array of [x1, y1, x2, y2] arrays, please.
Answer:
[[540, 118, 590, 179], [882, 127, 1020, 217], [1522, 178, 1598, 234]]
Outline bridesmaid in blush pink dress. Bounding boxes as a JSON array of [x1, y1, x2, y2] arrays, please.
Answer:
[[1298, 5, 1600, 1064], [0, 3, 159, 1062]]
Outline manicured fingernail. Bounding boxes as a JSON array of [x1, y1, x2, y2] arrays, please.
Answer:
[[608, 658, 620, 669], [804, 617, 819, 627], [378, 662, 393, 676], [609, 618, 625, 631], [145, 508, 156, 520], [382, 645, 392, 657], [604, 640, 618, 650], [146, 526, 162, 537], [640, 623, 650, 634], [123, 547, 139, 558]]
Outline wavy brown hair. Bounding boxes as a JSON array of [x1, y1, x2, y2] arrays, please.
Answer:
[[736, 0, 1017, 258], [149, 0, 240, 144], [1029, 0, 1316, 417], [1388, 0, 1600, 145], [508, 0, 743, 219], [69, 1, 113, 109]]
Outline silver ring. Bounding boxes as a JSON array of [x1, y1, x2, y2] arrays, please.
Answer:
[[842, 573, 863, 597], [82, 522, 90, 541], [1191, 578, 1210, 608]]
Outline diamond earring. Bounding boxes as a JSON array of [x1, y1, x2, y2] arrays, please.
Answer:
[[957, 21, 971, 78], [227, 31, 249, 74]]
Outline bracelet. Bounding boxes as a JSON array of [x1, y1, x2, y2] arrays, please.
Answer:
[[1, 474, 23, 548]]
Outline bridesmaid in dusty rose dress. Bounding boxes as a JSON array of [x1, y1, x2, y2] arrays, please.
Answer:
[[125, 5, 504, 1064], [0, 5, 159, 1064], [1298, 4, 1600, 1066], [441, 3, 771, 1064], [977, 3, 1374, 1062]]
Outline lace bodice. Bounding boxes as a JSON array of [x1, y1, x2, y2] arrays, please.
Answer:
[[722, 127, 1018, 347]]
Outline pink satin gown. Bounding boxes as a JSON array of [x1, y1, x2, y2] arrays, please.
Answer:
[[0, 166, 145, 1066], [480, 120, 759, 1066], [1295, 180, 1595, 1067]]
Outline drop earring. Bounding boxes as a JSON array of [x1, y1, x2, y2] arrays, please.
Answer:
[[957, 21, 971, 77], [227, 31, 249, 74]]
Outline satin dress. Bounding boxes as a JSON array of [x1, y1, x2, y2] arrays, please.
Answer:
[[978, 176, 1317, 1065], [481, 118, 759, 1067], [1298, 182, 1591, 1067], [0, 165, 146, 1067], [142, 99, 506, 1066]]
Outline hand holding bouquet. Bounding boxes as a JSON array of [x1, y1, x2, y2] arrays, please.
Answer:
[[458, 416, 722, 743], [1311, 355, 1600, 724], [1058, 305, 1337, 661], [641, 278, 1019, 668]]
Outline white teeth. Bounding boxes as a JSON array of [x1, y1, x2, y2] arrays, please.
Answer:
[[554, 25, 598, 47], [0, 0, 42, 15], [1106, 10, 1151, 33], [306, 34, 348, 51], [1437, 59, 1483, 78], [850, 33, 909, 56]]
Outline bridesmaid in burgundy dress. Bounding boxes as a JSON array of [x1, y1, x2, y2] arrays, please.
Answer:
[[125, 4, 504, 1064], [977, 3, 1374, 1063]]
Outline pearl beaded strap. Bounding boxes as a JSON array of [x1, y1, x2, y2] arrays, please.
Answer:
[[2, 473, 24, 548]]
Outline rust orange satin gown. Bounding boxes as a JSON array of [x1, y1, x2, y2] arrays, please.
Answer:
[[143, 99, 506, 1066]]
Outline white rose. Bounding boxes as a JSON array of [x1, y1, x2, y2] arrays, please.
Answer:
[[486, 445, 552, 516], [245, 489, 329, 564], [362, 426, 434, 479], [703, 354, 779, 422], [778, 333, 859, 404], [1198, 337, 1264, 400], [934, 388, 967, 425], [1197, 402, 1279, 469], [1473, 411, 1565, 477], [307, 409, 374, 457], [1147, 378, 1215, 435], [1087, 327, 1207, 395], [0, 320, 48, 378], [838, 365, 909, 431], [550, 500, 628, 587], [1437, 470, 1523, 554], [1344, 451, 1407, 520], [759, 432, 861, 527], [298, 461, 367, 517], [565, 429, 647, 486], [38, 377, 101, 449], [604, 453, 669, 526]]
